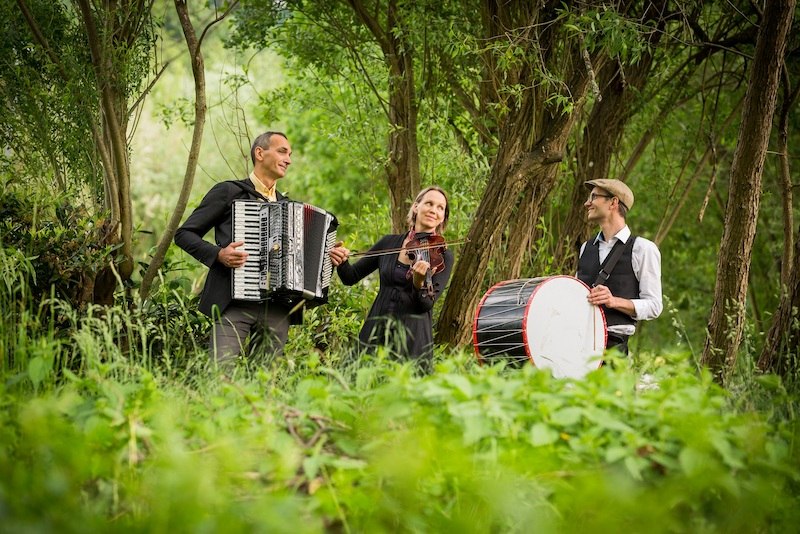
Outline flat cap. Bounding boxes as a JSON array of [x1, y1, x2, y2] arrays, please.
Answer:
[[584, 179, 634, 210]]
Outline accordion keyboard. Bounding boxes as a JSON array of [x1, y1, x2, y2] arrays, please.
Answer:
[[231, 200, 263, 301]]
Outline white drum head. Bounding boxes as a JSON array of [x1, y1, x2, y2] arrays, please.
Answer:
[[523, 276, 605, 378]]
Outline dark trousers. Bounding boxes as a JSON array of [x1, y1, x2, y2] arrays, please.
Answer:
[[210, 300, 291, 365], [606, 333, 630, 356]]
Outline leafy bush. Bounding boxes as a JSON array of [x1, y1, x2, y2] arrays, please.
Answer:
[[1, 345, 798, 532], [0, 180, 115, 308]]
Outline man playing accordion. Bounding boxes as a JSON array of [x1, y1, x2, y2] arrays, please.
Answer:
[[175, 131, 297, 367]]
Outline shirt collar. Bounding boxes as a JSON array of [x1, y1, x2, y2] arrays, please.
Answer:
[[593, 225, 631, 245], [249, 173, 276, 201]]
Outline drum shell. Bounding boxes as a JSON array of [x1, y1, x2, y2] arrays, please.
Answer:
[[473, 278, 543, 363]]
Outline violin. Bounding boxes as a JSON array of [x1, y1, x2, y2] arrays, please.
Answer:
[[404, 234, 447, 297], [341, 236, 466, 297]]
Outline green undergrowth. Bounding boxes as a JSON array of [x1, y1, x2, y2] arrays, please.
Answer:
[[1, 347, 798, 533], [1, 237, 798, 532]]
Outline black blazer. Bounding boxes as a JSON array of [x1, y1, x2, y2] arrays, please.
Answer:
[[174, 178, 292, 318]]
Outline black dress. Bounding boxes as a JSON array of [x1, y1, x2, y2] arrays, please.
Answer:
[[336, 233, 454, 360]]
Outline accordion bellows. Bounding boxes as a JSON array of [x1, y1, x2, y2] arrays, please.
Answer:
[[231, 200, 338, 307]]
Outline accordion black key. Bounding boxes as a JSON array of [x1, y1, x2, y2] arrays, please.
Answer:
[[231, 200, 338, 307]]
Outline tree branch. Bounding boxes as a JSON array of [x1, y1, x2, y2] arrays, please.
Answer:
[[140, 0, 210, 299]]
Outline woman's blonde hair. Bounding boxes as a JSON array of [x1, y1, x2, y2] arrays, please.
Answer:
[[406, 185, 449, 234]]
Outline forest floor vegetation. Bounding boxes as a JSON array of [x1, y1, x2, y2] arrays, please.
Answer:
[[1, 248, 798, 532]]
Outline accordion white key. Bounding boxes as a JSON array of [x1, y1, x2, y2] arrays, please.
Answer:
[[231, 200, 338, 307]]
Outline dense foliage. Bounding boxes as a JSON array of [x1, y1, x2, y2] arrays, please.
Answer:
[[2, 1, 799, 530], [1, 196, 799, 530], [1, 303, 798, 531], [0, 181, 117, 308], [3, 344, 800, 531]]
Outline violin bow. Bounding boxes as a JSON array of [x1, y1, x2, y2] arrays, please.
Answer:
[[345, 238, 470, 259]]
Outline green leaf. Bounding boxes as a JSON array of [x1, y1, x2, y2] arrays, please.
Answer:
[[605, 446, 629, 463], [678, 446, 709, 476], [754, 374, 782, 390], [550, 407, 584, 427], [303, 455, 320, 479], [327, 456, 367, 470], [28, 356, 51, 386], [529, 423, 559, 447], [444, 375, 474, 398], [462, 413, 493, 446], [583, 408, 634, 433], [710, 434, 744, 469], [624, 455, 645, 481]]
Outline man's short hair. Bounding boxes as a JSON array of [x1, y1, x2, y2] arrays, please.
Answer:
[[250, 131, 288, 165]]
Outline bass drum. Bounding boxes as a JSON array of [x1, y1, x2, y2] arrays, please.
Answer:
[[472, 276, 606, 378]]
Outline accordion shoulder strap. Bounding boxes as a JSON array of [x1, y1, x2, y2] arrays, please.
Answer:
[[230, 180, 271, 202]]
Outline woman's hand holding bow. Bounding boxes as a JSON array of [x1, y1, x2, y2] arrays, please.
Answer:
[[329, 242, 350, 266]]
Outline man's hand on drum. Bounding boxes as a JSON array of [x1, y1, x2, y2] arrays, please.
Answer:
[[588, 285, 618, 308], [329, 242, 350, 266], [218, 241, 248, 269], [588, 285, 636, 317]]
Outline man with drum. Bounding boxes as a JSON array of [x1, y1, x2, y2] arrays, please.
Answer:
[[577, 179, 662, 355]]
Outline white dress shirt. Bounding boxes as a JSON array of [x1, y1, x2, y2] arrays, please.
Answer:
[[579, 225, 663, 336]]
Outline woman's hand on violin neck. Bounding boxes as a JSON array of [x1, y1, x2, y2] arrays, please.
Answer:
[[329, 243, 350, 266], [411, 260, 431, 288]]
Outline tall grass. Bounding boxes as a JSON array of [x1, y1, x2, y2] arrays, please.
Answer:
[[0, 249, 62, 390], [1, 231, 799, 532]]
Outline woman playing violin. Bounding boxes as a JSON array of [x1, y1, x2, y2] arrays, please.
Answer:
[[329, 186, 454, 362]]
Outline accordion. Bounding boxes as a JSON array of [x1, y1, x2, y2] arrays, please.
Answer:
[[231, 200, 338, 307]]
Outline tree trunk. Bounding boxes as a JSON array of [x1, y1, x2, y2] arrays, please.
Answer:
[[758, 224, 800, 376], [701, 0, 795, 382], [436, 42, 599, 346], [554, 59, 650, 273], [77, 0, 135, 282], [435, 147, 553, 345], [757, 70, 800, 376], [385, 46, 421, 232], [75, 0, 146, 301], [553, 0, 672, 273], [347, 0, 420, 232], [777, 72, 799, 289], [500, 180, 546, 280]]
